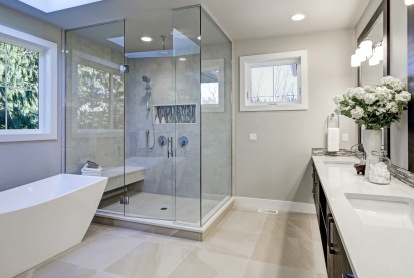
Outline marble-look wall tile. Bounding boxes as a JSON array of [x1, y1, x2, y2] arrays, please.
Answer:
[[126, 56, 201, 199], [65, 30, 125, 174]]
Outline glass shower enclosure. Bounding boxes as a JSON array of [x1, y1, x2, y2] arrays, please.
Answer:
[[65, 5, 232, 227]]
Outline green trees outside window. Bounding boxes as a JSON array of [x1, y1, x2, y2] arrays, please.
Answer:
[[77, 62, 124, 130], [0, 41, 40, 129]]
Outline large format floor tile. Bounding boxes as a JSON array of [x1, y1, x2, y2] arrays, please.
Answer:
[[250, 234, 316, 271], [168, 250, 248, 278], [18, 207, 326, 278], [272, 211, 312, 221], [216, 210, 267, 234], [56, 234, 143, 271], [261, 215, 313, 240], [104, 241, 191, 278], [195, 228, 258, 259], [311, 220, 322, 241], [15, 259, 121, 278], [242, 260, 316, 278], [147, 234, 198, 249]]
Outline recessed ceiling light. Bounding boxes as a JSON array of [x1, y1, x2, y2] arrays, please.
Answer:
[[18, 0, 102, 13], [197, 36, 201, 41], [291, 14, 306, 21], [140, 36, 153, 42], [178, 57, 187, 61]]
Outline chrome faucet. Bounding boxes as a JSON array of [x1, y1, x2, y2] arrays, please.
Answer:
[[350, 143, 365, 160]]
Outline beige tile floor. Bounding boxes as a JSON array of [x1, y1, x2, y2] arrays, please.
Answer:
[[17, 207, 327, 278]]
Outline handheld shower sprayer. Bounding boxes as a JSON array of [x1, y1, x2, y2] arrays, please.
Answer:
[[142, 75, 152, 111]]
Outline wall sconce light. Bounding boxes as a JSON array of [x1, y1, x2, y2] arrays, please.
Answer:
[[351, 39, 383, 68], [360, 37, 373, 58], [405, 0, 414, 6]]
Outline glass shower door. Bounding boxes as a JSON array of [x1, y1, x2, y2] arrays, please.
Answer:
[[65, 20, 127, 216], [123, 39, 177, 221], [172, 6, 202, 225]]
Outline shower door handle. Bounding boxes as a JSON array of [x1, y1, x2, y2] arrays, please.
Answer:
[[167, 137, 174, 158]]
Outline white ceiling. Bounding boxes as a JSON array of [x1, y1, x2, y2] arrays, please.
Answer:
[[0, 0, 369, 48]]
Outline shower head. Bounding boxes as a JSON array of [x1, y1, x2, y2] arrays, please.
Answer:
[[142, 75, 151, 83]]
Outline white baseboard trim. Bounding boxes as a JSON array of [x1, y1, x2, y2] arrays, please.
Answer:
[[234, 197, 316, 214]]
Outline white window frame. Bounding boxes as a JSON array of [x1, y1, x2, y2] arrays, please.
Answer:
[[0, 24, 57, 142], [201, 59, 224, 113], [240, 50, 308, 112]]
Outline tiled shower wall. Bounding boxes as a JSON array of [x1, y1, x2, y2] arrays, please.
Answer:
[[125, 55, 201, 198], [65, 31, 125, 174], [65, 23, 232, 202], [201, 43, 232, 198]]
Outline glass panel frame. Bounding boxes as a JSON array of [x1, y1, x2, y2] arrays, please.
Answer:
[[65, 20, 126, 218]]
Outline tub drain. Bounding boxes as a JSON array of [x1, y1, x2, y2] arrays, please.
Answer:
[[160, 207, 168, 210]]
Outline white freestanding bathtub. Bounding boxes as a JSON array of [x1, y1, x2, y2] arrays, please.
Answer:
[[0, 174, 108, 278]]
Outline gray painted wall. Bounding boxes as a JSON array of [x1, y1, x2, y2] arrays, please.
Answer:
[[0, 4, 63, 192], [234, 29, 357, 204]]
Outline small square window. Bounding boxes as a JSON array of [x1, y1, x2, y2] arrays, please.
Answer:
[[240, 50, 308, 111], [201, 59, 224, 113], [71, 50, 124, 135]]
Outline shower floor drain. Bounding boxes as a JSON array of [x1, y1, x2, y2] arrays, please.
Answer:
[[258, 208, 278, 214], [160, 207, 168, 210]]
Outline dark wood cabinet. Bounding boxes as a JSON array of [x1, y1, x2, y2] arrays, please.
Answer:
[[312, 163, 354, 278]]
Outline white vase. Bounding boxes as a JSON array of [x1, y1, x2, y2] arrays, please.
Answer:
[[362, 129, 382, 178]]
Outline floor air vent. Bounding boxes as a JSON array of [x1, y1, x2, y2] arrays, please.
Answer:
[[258, 208, 278, 214]]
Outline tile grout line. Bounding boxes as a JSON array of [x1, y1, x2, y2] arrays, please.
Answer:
[[56, 234, 146, 273], [164, 239, 198, 277], [247, 212, 323, 276], [239, 211, 269, 277]]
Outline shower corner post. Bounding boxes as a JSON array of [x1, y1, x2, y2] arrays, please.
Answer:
[[61, 28, 67, 174]]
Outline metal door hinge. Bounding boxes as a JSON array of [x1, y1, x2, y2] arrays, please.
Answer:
[[120, 196, 129, 205], [120, 65, 129, 73]]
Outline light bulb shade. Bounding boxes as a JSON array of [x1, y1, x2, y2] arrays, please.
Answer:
[[369, 57, 380, 66], [374, 43, 384, 61], [355, 47, 366, 62], [405, 0, 414, 6], [360, 38, 373, 58], [351, 54, 361, 67]]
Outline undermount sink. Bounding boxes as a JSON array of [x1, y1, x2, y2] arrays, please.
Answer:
[[323, 160, 355, 165], [345, 193, 414, 229]]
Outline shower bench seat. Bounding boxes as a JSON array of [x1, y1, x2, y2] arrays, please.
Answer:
[[102, 166, 145, 192]]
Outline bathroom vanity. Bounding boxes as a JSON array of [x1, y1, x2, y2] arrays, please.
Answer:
[[312, 153, 414, 278]]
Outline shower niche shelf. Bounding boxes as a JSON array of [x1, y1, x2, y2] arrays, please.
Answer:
[[154, 104, 196, 124]]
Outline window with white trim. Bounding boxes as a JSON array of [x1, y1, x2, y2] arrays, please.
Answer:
[[0, 24, 57, 142], [240, 50, 308, 111], [201, 59, 224, 113], [72, 51, 124, 133]]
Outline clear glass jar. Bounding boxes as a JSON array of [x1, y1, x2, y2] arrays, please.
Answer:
[[368, 150, 391, 185]]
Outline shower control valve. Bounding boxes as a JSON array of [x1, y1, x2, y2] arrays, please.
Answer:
[[158, 136, 167, 147]]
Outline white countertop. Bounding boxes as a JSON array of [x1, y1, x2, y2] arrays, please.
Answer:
[[312, 155, 414, 278]]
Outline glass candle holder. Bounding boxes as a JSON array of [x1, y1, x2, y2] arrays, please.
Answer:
[[368, 150, 391, 185]]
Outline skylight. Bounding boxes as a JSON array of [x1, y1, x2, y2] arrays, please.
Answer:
[[18, 0, 102, 13], [107, 36, 124, 47]]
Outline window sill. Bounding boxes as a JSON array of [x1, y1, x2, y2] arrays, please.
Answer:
[[240, 102, 308, 112], [0, 130, 57, 143]]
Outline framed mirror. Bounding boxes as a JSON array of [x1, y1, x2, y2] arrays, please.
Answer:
[[408, 5, 414, 172], [357, 0, 390, 154]]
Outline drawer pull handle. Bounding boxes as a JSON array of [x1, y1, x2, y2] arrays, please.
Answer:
[[328, 214, 338, 255]]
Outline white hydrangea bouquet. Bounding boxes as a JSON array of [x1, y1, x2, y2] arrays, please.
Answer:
[[333, 76, 411, 130]]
